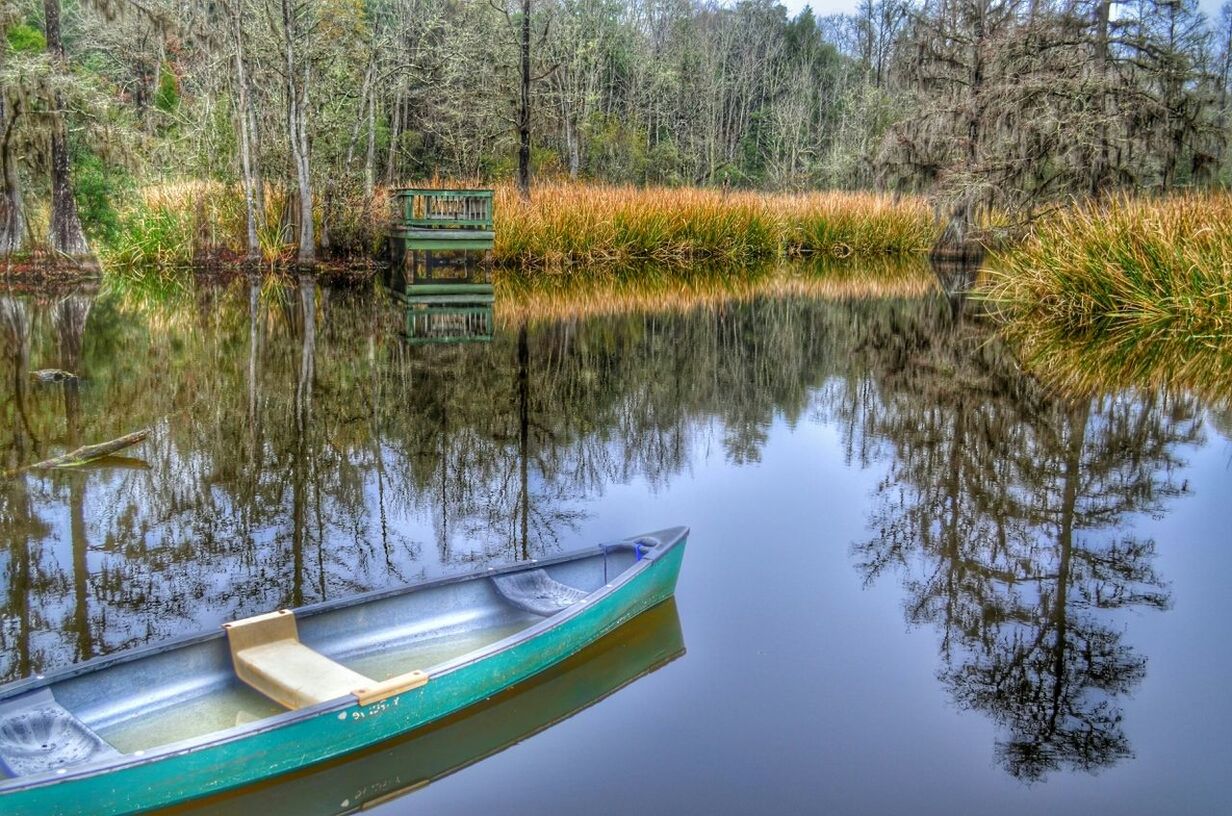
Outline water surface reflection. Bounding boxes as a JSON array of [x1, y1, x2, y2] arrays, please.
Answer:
[[0, 270, 1225, 810], [845, 295, 1197, 780]]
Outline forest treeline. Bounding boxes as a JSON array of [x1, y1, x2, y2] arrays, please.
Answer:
[[2, 0, 1232, 263]]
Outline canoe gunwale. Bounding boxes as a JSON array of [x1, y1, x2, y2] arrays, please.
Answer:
[[0, 527, 687, 796]]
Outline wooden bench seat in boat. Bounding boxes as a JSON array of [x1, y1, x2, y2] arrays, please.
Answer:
[[224, 610, 428, 710], [225, 568, 594, 711]]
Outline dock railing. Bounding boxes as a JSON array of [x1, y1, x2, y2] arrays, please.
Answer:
[[392, 189, 494, 231]]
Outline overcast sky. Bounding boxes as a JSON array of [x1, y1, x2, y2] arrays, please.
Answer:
[[779, 0, 856, 16], [777, 0, 1227, 22]]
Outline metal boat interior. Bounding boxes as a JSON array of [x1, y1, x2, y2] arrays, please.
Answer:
[[0, 537, 659, 780]]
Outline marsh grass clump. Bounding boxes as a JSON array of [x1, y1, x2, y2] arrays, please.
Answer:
[[987, 194, 1232, 346], [99, 181, 389, 268], [782, 192, 935, 257], [102, 181, 247, 269], [492, 184, 933, 268]]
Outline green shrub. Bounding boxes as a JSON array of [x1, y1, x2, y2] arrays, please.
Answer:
[[6, 23, 45, 54], [154, 64, 180, 113], [72, 151, 131, 245]]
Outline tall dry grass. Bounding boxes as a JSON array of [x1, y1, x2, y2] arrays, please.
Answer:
[[985, 193, 1232, 400], [98, 179, 933, 272], [493, 183, 934, 267], [102, 181, 388, 270], [103, 180, 251, 268], [986, 194, 1232, 340]]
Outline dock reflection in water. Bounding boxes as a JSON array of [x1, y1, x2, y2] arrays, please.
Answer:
[[384, 249, 494, 345], [171, 600, 685, 816]]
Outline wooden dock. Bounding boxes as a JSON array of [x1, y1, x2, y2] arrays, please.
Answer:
[[385, 191, 495, 344], [389, 188, 494, 251]]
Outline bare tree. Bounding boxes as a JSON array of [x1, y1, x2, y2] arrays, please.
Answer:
[[276, 0, 315, 266], [0, 89, 23, 256], [518, 0, 533, 198], [0, 6, 23, 255], [230, 0, 263, 261], [43, 0, 91, 259]]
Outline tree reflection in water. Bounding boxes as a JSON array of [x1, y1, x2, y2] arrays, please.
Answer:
[[849, 285, 1200, 781], [0, 272, 1211, 786]]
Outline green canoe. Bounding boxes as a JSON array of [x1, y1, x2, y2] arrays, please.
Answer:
[[0, 527, 688, 815], [180, 598, 685, 815]]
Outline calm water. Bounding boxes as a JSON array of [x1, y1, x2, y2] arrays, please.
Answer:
[[1, 269, 1229, 814]]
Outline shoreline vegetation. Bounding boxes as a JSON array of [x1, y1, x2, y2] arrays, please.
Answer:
[[493, 184, 936, 265], [984, 193, 1232, 340], [4, 185, 1230, 361], [982, 193, 1232, 403], [8, 227, 1229, 406], [4, 181, 939, 272]]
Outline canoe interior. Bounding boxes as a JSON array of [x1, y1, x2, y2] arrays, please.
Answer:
[[182, 599, 686, 816], [9, 548, 640, 762]]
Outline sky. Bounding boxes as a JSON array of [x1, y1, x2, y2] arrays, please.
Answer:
[[780, 0, 857, 15], [777, 0, 1228, 22]]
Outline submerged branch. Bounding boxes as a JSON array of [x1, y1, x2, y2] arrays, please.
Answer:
[[20, 428, 151, 472]]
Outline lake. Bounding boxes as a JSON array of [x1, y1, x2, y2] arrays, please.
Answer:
[[1, 263, 1228, 814]]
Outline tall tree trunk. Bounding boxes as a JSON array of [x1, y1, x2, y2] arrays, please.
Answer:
[[1220, 15, 1232, 174], [1091, 0, 1113, 195], [293, 73, 314, 266], [70, 475, 93, 662], [517, 321, 530, 560], [1, 298, 34, 461], [1047, 399, 1089, 736], [282, 0, 314, 266], [43, 0, 91, 258], [517, 0, 532, 200], [234, 15, 261, 261], [296, 274, 315, 433], [386, 88, 402, 185], [347, 60, 377, 200], [249, 103, 266, 220], [0, 95, 25, 255], [366, 308, 391, 566], [5, 477, 33, 679], [291, 275, 315, 605], [365, 90, 376, 200], [247, 274, 262, 432], [564, 109, 580, 179], [56, 292, 93, 660]]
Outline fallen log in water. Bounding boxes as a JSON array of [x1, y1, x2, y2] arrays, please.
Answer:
[[25, 429, 151, 471]]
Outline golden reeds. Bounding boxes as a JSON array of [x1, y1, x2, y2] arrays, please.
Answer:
[[492, 183, 934, 267], [985, 193, 1232, 398], [101, 179, 935, 272], [987, 193, 1232, 337]]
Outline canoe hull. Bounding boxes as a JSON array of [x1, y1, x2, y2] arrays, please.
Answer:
[[0, 540, 685, 816], [187, 599, 685, 816]]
